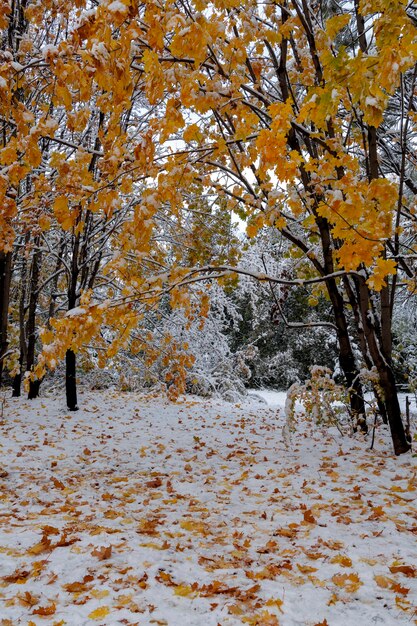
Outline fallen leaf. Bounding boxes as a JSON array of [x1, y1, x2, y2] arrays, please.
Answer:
[[51, 477, 66, 490], [303, 509, 316, 524], [389, 564, 416, 578], [330, 554, 352, 568], [91, 545, 112, 560], [146, 477, 163, 488], [3, 569, 31, 584], [17, 591, 38, 607], [32, 603, 56, 616], [88, 606, 110, 620], [391, 582, 410, 596], [374, 575, 395, 589], [332, 572, 362, 593], [297, 564, 318, 574]]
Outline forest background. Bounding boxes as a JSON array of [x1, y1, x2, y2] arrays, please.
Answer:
[[0, 0, 417, 455]]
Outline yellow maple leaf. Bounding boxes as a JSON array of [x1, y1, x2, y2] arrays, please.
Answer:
[[332, 572, 362, 593], [330, 554, 352, 568], [367, 258, 397, 291], [174, 584, 197, 597], [88, 606, 110, 620]]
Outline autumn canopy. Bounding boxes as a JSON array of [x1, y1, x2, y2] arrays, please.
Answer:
[[0, 0, 416, 454]]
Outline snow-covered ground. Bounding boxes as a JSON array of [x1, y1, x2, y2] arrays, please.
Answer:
[[0, 389, 416, 625]]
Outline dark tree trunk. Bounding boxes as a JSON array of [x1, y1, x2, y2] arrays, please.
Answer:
[[378, 365, 410, 455], [316, 216, 367, 432], [355, 276, 410, 455], [0, 251, 12, 387], [12, 361, 23, 397], [65, 349, 78, 411], [28, 378, 42, 400], [26, 239, 42, 399], [66, 230, 80, 411]]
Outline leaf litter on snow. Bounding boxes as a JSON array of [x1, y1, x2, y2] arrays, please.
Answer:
[[0, 390, 416, 625]]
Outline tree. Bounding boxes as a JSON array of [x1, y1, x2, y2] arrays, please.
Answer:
[[1, 0, 415, 455], [126, 0, 414, 454]]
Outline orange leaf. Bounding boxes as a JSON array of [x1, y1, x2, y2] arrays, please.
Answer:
[[28, 537, 52, 555], [303, 509, 316, 524], [91, 545, 112, 561], [3, 568, 31, 584], [18, 591, 38, 607], [146, 477, 163, 488], [32, 603, 56, 616], [389, 564, 416, 577], [391, 582, 410, 596], [51, 477, 66, 490]]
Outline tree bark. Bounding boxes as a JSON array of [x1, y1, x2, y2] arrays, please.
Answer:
[[65, 348, 78, 410], [316, 215, 367, 431], [66, 230, 80, 411], [0, 251, 12, 387], [355, 276, 410, 455], [26, 239, 42, 399]]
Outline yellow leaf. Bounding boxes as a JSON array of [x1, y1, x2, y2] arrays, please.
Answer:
[[367, 258, 397, 291], [330, 554, 352, 568], [88, 606, 110, 620], [174, 584, 197, 597], [374, 574, 395, 589], [265, 597, 284, 611], [332, 572, 362, 593], [90, 589, 110, 599], [179, 519, 207, 534]]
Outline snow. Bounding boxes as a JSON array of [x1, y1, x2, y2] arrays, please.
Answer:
[[248, 388, 287, 407], [0, 390, 416, 624], [365, 96, 379, 107], [65, 307, 86, 317], [107, 0, 129, 14]]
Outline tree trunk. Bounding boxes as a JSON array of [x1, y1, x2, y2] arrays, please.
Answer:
[[378, 363, 410, 455], [317, 218, 367, 432], [0, 251, 12, 387], [26, 239, 42, 399], [355, 276, 410, 455], [12, 358, 23, 397], [66, 230, 80, 411], [65, 349, 78, 411]]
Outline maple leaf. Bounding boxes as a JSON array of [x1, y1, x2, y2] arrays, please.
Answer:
[[374, 574, 395, 589], [88, 606, 110, 620], [330, 554, 352, 568], [32, 602, 56, 616], [51, 476, 66, 490], [3, 568, 31, 584], [28, 536, 52, 555], [389, 564, 416, 578], [391, 582, 410, 596], [332, 572, 362, 593], [145, 476, 163, 488], [303, 508, 317, 524], [91, 545, 112, 560], [17, 591, 39, 607], [64, 579, 92, 593], [242, 611, 279, 625]]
